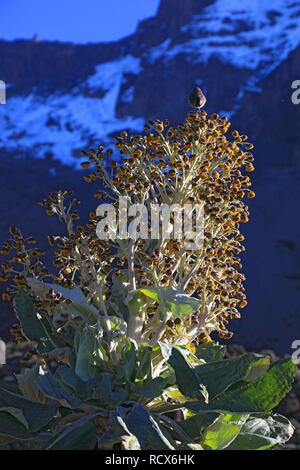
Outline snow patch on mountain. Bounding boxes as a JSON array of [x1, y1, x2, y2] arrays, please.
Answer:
[[0, 55, 144, 166], [146, 0, 300, 115], [149, 0, 300, 72], [147, 38, 172, 64]]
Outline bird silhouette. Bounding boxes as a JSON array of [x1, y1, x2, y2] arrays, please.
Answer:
[[188, 87, 206, 109]]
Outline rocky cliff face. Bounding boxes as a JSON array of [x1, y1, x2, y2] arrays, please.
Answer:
[[0, 0, 300, 352]]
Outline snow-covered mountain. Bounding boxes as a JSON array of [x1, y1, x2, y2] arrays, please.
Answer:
[[1, 0, 300, 352], [1, 0, 300, 166], [0, 55, 144, 165]]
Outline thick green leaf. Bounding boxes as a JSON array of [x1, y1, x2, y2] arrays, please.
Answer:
[[158, 341, 173, 361], [0, 411, 32, 440], [117, 403, 175, 450], [227, 414, 294, 450], [16, 363, 50, 404], [75, 327, 94, 382], [75, 326, 106, 382], [121, 338, 138, 382], [90, 372, 126, 406], [35, 365, 82, 409], [27, 278, 99, 320], [13, 290, 62, 353], [47, 415, 97, 450], [133, 377, 168, 401], [110, 272, 131, 322], [194, 353, 270, 399], [126, 286, 200, 319], [0, 407, 29, 429], [98, 412, 140, 450], [161, 286, 200, 318], [243, 356, 270, 382], [178, 413, 218, 440], [196, 343, 226, 362], [163, 385, 189, 404], [55, 365, 87, 398], [167, 346, 208, 402], [133, 288, 159, 302], [188, 359, 296, 414], [0, 385, 58, 432], [201, 413, 248, 450], [120, 343, 152, 385], [108, 316, 127, 335], [136, 345, 152, 380]]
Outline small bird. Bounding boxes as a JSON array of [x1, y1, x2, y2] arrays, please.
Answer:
[[188, 86, 206, 109]]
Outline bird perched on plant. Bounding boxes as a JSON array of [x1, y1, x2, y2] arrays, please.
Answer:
[[188, 86, 206, 109]]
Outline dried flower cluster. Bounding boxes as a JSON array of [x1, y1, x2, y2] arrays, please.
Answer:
[[0, 110, 254, 349]]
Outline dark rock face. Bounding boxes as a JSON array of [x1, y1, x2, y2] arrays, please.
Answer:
[[0, 40, 119, 96], [1, 0, 300, 352], [120, 56, 250, 123], [155, 0, 214, 35], [237, 45, 300, 173], [232, 45, 300, 353]]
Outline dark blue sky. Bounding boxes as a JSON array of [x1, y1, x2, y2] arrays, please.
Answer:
[[0, 0, 160, 43]]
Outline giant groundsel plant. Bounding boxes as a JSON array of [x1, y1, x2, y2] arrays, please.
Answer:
[[0, 110, 296, 449]]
